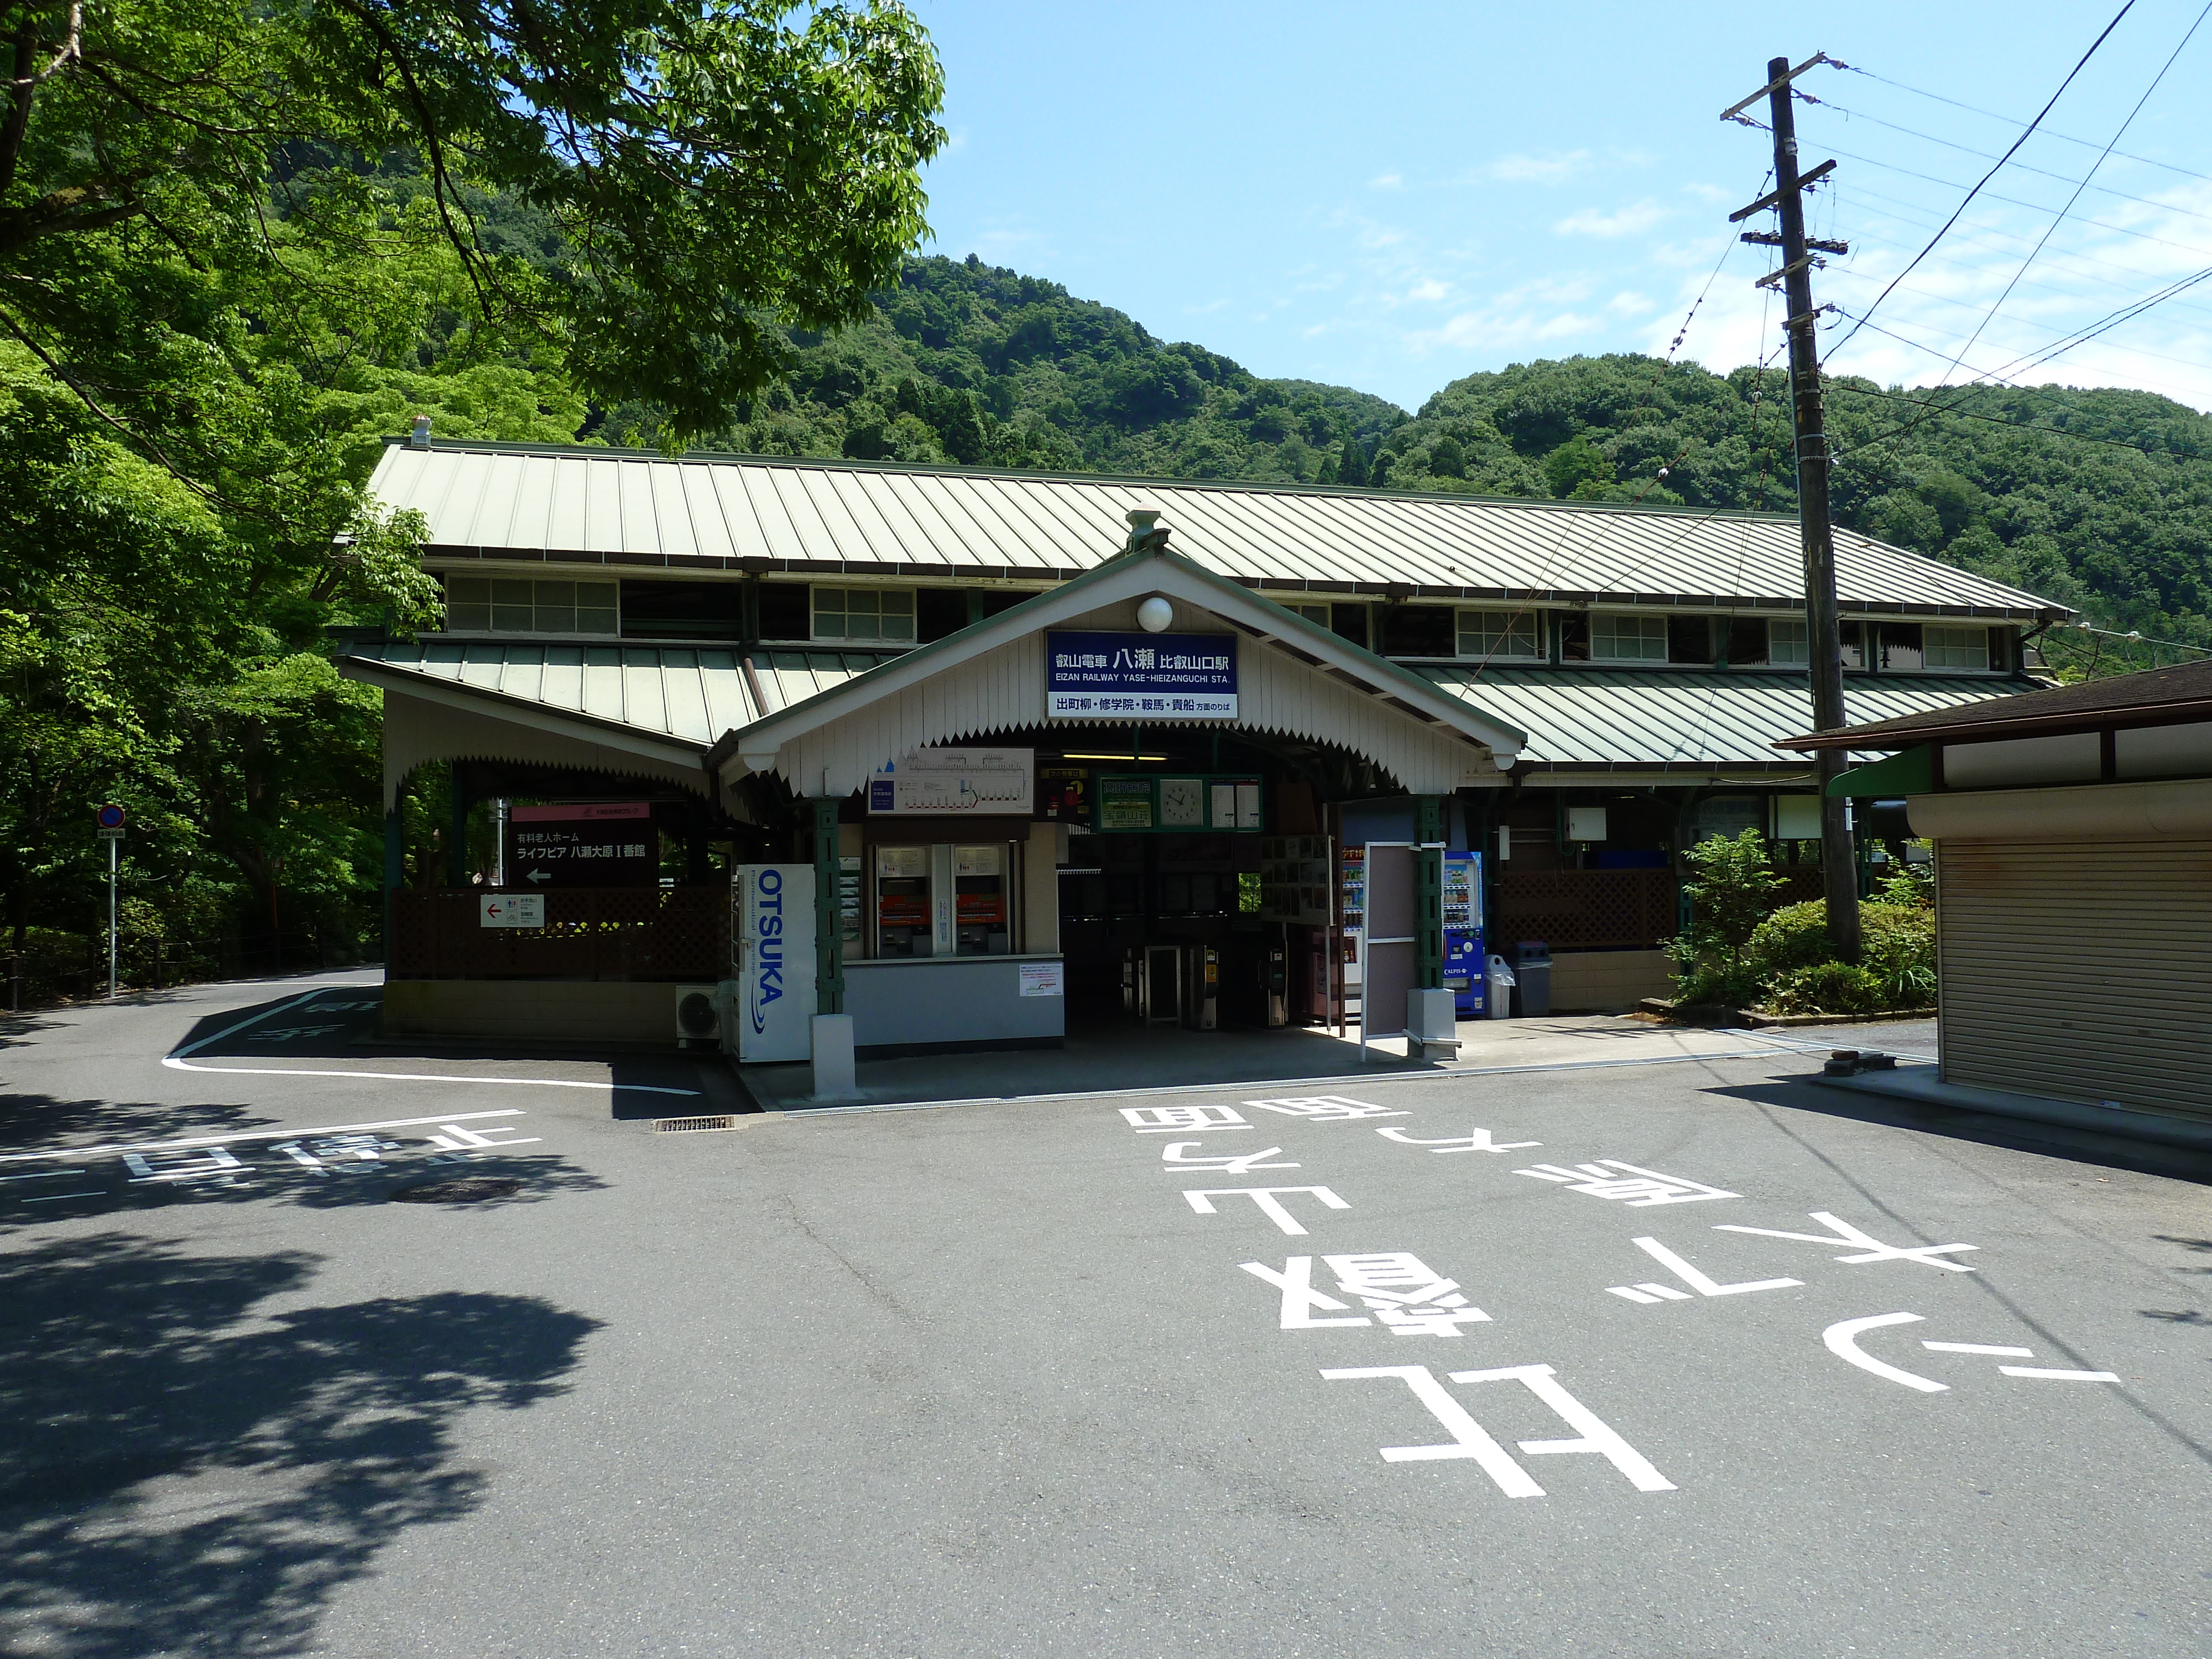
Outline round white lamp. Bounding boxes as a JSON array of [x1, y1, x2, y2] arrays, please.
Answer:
[[1136, 596, 1173, 633]]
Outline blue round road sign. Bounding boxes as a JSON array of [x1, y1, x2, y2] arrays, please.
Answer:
[[95, 804, 125, 830]]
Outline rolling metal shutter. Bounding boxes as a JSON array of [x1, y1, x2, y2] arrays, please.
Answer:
[[1938, 839, 2212, 1120]]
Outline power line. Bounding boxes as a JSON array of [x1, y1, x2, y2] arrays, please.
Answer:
[[1891, 2, 2211, 403], [1811, 99, 2212, 226], [1827, 1, 2143, 361], [1820, 143, 2212, 264], [1824, 376, 2212, 463], [1839, 62, 2212, 187]]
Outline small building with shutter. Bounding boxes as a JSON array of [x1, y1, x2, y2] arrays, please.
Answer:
[[1783, 661, 2212, 1144]]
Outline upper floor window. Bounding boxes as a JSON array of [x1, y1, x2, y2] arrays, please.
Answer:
[[1457, 609, 1542, 661], [1589, 612, 1668, 662], [1286, 602, 1332, 628], [1768, 618, 1810, 665], [446, 576, 617, 635], [1924, 624, 1992, 670], [813, 586, 916, 644]]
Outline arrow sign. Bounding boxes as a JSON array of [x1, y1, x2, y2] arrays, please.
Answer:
[[525, 868, 552, 885]]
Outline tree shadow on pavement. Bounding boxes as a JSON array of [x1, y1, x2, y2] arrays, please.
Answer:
[[0, 1232, 600, 1658]]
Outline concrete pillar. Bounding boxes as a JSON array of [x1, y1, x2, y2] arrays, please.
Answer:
[[810, 796, 843, 1015]]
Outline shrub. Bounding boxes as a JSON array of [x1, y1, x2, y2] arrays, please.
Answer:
[[1766, 961, 1886, 1014], [1665, 830, 1783, 1006]]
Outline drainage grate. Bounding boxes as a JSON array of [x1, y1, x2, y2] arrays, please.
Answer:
[[652, 1114, 740, 1133], [390, 1176, 523, 1203]]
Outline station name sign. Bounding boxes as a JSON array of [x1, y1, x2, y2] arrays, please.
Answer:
[[1047, 631, 1237, 719]]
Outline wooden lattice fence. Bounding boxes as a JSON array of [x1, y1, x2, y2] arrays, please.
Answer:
[[1493, 869, 1679, 951], [391, 887, 730, 980]]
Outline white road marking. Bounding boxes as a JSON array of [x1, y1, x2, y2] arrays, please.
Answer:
[[1182, 1186, 1350, 1235], [23, 1192, 103, 1202], [1321, 1365, 1544, 1493], [161, 1055, 700, 1095], [1715, 1212, 1979, 1271], [1923, 1342, 2034, 1357], [1, 1170, 86, 1181], [1374, 1126, 1542, 1154], [1999, 1367, 2120, 1383], [171, 989, 327, 1057], [1606, 1286, 1663, 1304], [1823, 1312, 1947, 1392], [0, 1109, 526, 1165], [1613, 1236, 1802, 1300]]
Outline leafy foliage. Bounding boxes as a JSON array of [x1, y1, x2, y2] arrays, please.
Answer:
[[636, 254, 1410, 479], [1665, 830, 1786, 1006], [1378, 352, 2212, 671], [0, 0, 945, 989]]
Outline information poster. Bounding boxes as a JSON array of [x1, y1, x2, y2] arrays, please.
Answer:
[[1019, 961, 1065, 998], [1092, 774, 1265, 836], [868, 748, 1033, 815], [505, 802, 656, 889], [1098, 775, 1156, 831]]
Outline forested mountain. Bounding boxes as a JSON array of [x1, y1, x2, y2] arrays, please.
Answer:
[[570, 255, 2212, 670], [589, 254, 1409, 483]]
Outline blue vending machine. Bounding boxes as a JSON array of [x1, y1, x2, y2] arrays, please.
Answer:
[[1443, 852, 1485, 1016]]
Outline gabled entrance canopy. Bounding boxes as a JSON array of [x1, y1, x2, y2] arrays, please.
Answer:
[[708, 542, 1528, 801]]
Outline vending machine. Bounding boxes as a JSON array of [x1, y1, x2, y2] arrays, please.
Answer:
[[1443, 851, 1485, 1017]]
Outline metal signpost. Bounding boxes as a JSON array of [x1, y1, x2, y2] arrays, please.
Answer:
[[95, 804, 125, 997]]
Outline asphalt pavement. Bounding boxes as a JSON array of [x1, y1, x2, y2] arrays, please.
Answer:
[[2, 977, 2208, 1658]]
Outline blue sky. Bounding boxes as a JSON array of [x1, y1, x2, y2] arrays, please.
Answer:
[[910, 1, 2212, 415]]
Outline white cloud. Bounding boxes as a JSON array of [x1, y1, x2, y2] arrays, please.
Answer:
[[1369, 171, 1405, 190], [1607, 290, 1654, 317], [1405, 278, 1451, 303], [1487, 150, 1591, 184], [1554, 200, 1668, 238]]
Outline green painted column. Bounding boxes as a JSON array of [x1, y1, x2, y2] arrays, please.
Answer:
[[446, 763, 471, 889], [811, 796, 843, 1015], [382, 803, 405, 968], [1415, 794, 1444, 992]]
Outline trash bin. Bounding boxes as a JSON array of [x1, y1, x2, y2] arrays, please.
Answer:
[[1512, 940, 1552, 1019], [1485, 954, 1515, 1020]]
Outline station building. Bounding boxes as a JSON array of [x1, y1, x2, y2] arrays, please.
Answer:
[[336, 433, 2068, 1060]]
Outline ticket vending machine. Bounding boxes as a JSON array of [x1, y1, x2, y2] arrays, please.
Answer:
[[1443, 851, 1485, 1017], [1183, 942, 1220, 1030]]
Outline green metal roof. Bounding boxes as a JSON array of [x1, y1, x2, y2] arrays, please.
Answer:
[[1422, 667, 2035, 771]]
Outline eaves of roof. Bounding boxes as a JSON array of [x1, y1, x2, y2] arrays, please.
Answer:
[[707, 542, 1530, 769]]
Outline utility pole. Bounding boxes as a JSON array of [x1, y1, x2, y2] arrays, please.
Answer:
[[1727, 54, 1859, 962]]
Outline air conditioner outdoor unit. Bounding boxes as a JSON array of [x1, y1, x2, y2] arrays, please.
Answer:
[[674, 984, 723, 1047]]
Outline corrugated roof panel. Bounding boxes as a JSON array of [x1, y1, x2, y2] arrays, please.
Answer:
[[1426, 668, 2034, 769], [341, 640, 760, 747], [377, 445, 2063, 616], [643, 459, 698, 562], [545, 456, 590, 554], [580, 458, 624, 555], [675, 463, 736, 561], [734, 466, 811, 565]]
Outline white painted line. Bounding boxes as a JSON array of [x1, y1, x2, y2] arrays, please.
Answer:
[[160, 1055, 700, 1095], [23, 1192, 103, 1202], [1923, 1342, 2034, 1358], [1632, 1282, 1695, 1301], [1606, 1286, 1662, 1304], [1, 1170, 87, 1181], [170, 989, 328, 1057], [0, 1109, 525, 1165], [779, 1044, 1798, 1118], [1629, 1236, 1801, 1297], [1999, 1367, 2120, 1383], [1823, 1312, 1947, 1392]]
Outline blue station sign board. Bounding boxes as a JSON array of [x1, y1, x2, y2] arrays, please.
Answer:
[[1046, 631, 1238, 719]]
